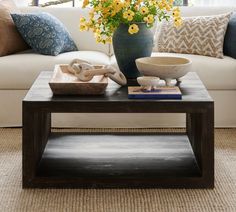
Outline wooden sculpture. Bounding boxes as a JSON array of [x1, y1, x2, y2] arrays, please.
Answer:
[[68, 59, 127, 86]]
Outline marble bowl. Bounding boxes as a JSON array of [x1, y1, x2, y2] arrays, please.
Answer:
[[136, 56, 192, 86], [137, 76, 160, 91]]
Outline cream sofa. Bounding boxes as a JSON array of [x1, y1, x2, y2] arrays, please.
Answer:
[[0, 6, 236, 128]]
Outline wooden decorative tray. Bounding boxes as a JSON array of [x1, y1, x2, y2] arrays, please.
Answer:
[[49, 65, 108, 95]]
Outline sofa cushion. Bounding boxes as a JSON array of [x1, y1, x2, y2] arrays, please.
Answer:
[[155, 13, 231, 59], [224, 13, 236, 59], [0, 0, 29, 57], [110, 53, 236, 90], [0, 51, 110, 90], [11, 12, 78, 56], [20, 7, 110, 55]]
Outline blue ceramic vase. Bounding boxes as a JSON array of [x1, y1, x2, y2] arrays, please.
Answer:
[[112, 23, 154, 80]]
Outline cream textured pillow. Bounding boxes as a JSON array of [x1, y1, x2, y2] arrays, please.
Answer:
[[0, 0, 29, 56], [155, 13, 231, 58]]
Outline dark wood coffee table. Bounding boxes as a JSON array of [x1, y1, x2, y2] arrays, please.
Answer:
[[22, 72, 214, 189]]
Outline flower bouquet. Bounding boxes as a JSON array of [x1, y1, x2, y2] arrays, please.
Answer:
[[80, 0, 182, 80]]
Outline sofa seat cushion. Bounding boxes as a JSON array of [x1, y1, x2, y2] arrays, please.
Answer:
[[0, 51, 110, 90], [110, 53, 236, 90]]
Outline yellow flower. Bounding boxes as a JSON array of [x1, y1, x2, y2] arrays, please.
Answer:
[[128, 24, 139, 34], [86, 20, 93, 28], [80, 17, 86, 23], [173, 7, 180, 17], [94, 31, 102, 41], [94, 29, 101, 38], [80, 24, 88, 31], [159, 0, 173, 11], [113, 0, 123, 12], [140, 6, 149, 15], [94, 3, 102, 12], [149, 0, 157, 6], [82, 0, 89, 8], [144, 14, 154, 24], [157, 1, 164, 9], [101, 7, 110, 14], [95, 28, 101, 34], [172, 7, 182, 27], [165, 4, 171, 11], [110, 1, 123, 17], [123, 10, 135, 21], [111, 11, 117, 17], [92, 26, 99, 32], [123, 1, 130, 8], [174, 17, 182, 27], [161, 0, 168, 5], [96, 36, 102, 43], [105, 37, 112, 44], [89, 9, 95, 19], [80, 17, 89, 31]]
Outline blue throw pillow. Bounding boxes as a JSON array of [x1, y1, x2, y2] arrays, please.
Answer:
[[11, 12, 78, 56], [224, 13, 236, 59]]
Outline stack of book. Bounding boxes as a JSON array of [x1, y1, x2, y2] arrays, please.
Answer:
[[128, 86, 182, 100]]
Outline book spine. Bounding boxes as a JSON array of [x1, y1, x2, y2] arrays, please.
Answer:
[[128, 94, 182, 100]]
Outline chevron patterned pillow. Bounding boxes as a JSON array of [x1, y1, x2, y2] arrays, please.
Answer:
[[155, 13, 231, 58]]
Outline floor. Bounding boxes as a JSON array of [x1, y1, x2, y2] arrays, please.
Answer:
[[0, 128, 236, 212]]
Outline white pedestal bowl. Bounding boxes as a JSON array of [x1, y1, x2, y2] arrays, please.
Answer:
[[136, 57, 192, 86]]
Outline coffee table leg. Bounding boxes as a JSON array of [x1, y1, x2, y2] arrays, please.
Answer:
[[186, 104, 214, 188], [22, 103, 51, 188]]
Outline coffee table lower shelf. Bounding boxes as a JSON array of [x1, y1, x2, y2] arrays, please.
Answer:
[[28, 133, 205, 188]]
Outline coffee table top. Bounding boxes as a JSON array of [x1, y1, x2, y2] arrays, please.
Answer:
[[24, 72, 213, 103]]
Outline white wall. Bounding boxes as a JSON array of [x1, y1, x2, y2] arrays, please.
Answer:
[[193, 0, 236, 6], [13, 0, 28, 6]]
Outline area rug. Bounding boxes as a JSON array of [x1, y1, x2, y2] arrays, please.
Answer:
[[0, 128, 235, 212]]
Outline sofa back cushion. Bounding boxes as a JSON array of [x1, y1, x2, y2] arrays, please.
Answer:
[[20, 7, 110, 55], [180, 6, 236, 17], [0, 0, 29, 56]]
